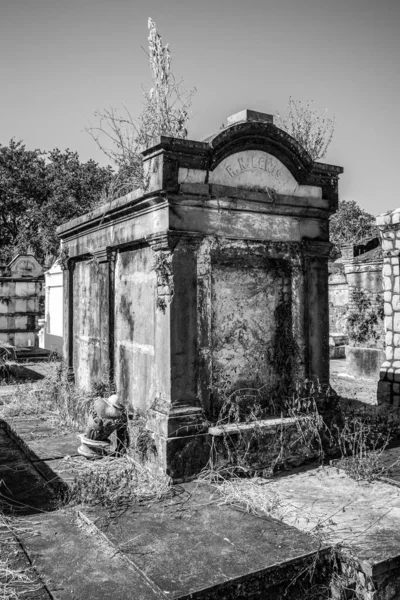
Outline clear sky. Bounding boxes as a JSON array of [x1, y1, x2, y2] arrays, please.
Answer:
[[1, 0, 399, 216]]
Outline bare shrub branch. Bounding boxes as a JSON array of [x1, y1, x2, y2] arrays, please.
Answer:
[[276, 97, 335, 161], [85, 18, 196, 192]]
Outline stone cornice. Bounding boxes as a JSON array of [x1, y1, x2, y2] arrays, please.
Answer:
[[58, 120, 343, 241], [57, 194, 168, 241], [175, 182, 333, 215]]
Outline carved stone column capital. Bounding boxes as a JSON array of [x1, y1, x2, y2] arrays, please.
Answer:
[[91, 248, 109, 263], [303, 240, 332, 259]]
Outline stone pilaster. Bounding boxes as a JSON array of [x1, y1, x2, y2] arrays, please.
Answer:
[[147, 233, 209, 481], [107, 249, 117, 388], [304, 241, 332, 384], [376, 209, 400, 405], [61, 257, 75, 381]]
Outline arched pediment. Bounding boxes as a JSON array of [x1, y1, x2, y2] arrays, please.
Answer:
[[207, 121, 313, 183], [140, 109, 343, 204], [8, 254, 43, 278], [208, 148, 321, 198]]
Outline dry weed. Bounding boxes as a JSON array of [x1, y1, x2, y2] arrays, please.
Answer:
[[59, 454, 171, 510], [0, 515, 43, 599]]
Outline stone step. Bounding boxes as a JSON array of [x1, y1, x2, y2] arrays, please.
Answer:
[[15, 347, 52, 360], [234, 461, 400, 598], [83, 481, 332, 599], [18, 510, 168, 600]]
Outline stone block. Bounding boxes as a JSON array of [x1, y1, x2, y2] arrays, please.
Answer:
[[393, 295, 400, 311], [376, 213, 392, 226], [386, 315, 394, 332], [387, 368, 395, 380], [394, 395, 400, 408], [385, 303, 393, 316], [395, 334, 400, 347], [394, 348, 400, 360], [395, 265, 400, 277], [392, 313, 400, 332], [394, 383, 400, 394], [394, 312, 400, 333], [384, 264, 392, 277], [395, 277, 400, 294], [386, 347, 394, 360], [382, 239, 395, 252], [386, 332, 393, 346], [392, 360, 400, 368], [385, 291, 392, 303], [392, 213, 400, 225], [384, 277, 393, 291]]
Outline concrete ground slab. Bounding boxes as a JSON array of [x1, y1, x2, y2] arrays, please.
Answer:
[[6, 416, 58, 436], [221, 466, 400, 589], [27, 434, 80, 461], [83, 481, 330, 599], [18, 510, 168, 600], [4, 417, 80, 461], [0, 515, 52, 599], [0, 424, 55, 515]]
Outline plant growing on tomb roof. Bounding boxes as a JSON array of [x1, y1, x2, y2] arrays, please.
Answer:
[[276, 97, 335, 161], [85, 18, 196, 193]]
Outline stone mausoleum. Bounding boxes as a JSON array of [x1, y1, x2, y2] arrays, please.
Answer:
[[0, 254, 45, 347], [58, 110, 343, 479]]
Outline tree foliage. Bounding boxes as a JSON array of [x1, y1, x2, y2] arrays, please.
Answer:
[[85, 18, 195, 193], [0, 140, 112, 265], [276, 97, 335, 161], [329, 200, 378, 248]]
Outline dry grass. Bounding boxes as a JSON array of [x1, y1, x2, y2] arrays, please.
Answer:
[[59, 454, 171, 510], [0, 515, 43, 600], [0, 384, 53, 419]]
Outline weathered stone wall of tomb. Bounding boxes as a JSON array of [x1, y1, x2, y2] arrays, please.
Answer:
[[72, 259, 109, 389], [114, 246, 161, 413], [196, 237, 306, 420], [376, 209, 400, 405], [0, 255, 44, 347]]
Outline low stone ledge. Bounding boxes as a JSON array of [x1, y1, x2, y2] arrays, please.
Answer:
[[208, 416, 310, 437]]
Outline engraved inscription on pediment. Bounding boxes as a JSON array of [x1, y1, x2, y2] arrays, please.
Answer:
[[209, 150, 321, 199]]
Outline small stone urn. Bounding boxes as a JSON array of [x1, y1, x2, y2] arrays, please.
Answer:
[[78, 394, 128, 459]]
